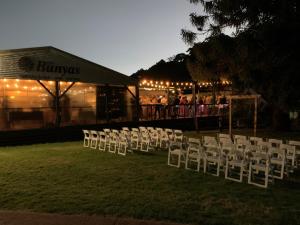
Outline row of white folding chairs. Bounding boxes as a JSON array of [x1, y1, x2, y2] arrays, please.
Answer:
[[82, 129, 130, 156], [168, 137, 297, 188], [121, 127, 184, 149], [217, 134, 300, 169]]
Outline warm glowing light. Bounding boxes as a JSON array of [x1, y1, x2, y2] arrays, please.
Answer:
[[181, 83, 183, 85], [4, 79, 7, 82], [176, 83, 179, 85], [16, 79, 19, 82], [6, 84, 10, 88], [14, 84, 19, 88], [10, 96, 15, 99], [185, 83, 188, 86], [160, 81, 163, 85], [23, 86, 28, 89]]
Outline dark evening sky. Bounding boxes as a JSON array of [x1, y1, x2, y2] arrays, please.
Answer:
[[0, 0, 206, 75]]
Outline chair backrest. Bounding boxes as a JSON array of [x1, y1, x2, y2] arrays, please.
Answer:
[[98, 131, 106, 139], [269, 147, 285, 160], [280, 143, 296, 156], [249, 136, 263, 145], [257, 140, 271, 153], [188, 138, 201, 149], [122, 127, 130, 131], [233, 135, 247, 144], [103, 128, 111, 133], [132, 128, 139, 132], [82, 130, 90, 138], [156, 127, 163, 133], [219, 137, 233, 145], [165, 128, 173, 136], [288, 140, 300, 151], [268, 138, 283, 148], [169, 141, 182, 151], [203, 136, 218, 147], [174, 130, 183, 142], [139, 126, 147, 132], [90, 130, 98, 138], [218, 133, 231, 140]]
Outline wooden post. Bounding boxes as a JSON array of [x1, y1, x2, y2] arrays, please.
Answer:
[[192, 81, 198, 131], [135, 84, 140, 122], [254, 96, 258, 137], [55, 80, 61, 127], [229, 98, 232, 136]]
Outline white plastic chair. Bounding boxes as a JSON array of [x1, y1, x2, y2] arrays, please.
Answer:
[[82, 130, 91, 147], [185, 138, 202, 171], [167, 141, 184, 168]]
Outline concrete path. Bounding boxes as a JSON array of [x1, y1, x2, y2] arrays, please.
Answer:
[[0, 211, 187, 225]]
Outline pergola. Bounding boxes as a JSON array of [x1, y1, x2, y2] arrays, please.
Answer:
[[227, 94, 260, 137]]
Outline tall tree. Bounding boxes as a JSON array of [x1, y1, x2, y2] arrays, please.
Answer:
[[182, 0, 299, 129]]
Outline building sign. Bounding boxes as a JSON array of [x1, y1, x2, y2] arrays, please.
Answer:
[[17, 56, 80, 81]]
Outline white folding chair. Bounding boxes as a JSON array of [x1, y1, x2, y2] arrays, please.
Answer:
[[257, 140, 271, 154], [280, 143, 296, 173], [149, 130, 159, 148], [132, 128, 139, 133], [98, 131, 107, 151], [118, 133, 129, 156], [167, 141, 184, 168], [185, 138, 202, 171], [288, 140, 300, 168], [82, 130, 91, 147], [159, 131, 169, 149], [248, 152, 270, 188], [108, 132, 118, 153], [90, 130, 99, 149], [269, 147, 285, 179], [122, 127, 130, 132], [130, 131, 140, 150], [140, 132, 151, 152], [225, 149, 247, 182], [203, 145, 222, 176]]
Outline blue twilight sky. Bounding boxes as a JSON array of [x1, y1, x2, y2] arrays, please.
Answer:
[[0, 0, 204, 75]]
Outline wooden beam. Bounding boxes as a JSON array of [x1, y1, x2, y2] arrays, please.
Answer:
[[36, 80, 55, 98], [60, 82, 76, 98]]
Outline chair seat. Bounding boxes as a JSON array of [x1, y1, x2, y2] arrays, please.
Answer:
[[228, 160, 245, 167], [252, 164, 268, 171], [270, 158, 284, 165]]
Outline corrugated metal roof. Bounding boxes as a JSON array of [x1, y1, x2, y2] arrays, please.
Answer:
[[0, 46, 137, 86]]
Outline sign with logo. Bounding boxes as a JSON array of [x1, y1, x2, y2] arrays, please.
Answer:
[[17, 56, 81, 81]]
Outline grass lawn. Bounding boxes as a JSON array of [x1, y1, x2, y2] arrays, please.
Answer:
[[0, 132, 300, 225]]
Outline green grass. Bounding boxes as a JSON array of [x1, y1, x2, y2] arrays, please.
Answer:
[[0, 135, 300, 225]]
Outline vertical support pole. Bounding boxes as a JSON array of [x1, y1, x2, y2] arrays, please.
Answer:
[[229, 97, 232, 136], [55, 80, 61, 127], [192, 81, 198, 131], [135, 84, 140, 122], [254, 96, 257, 137]]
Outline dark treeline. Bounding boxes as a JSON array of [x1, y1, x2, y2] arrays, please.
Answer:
[[185, 0, 299, 130]]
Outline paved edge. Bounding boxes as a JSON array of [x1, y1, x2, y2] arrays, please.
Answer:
[[0, 210, 188, 225]]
